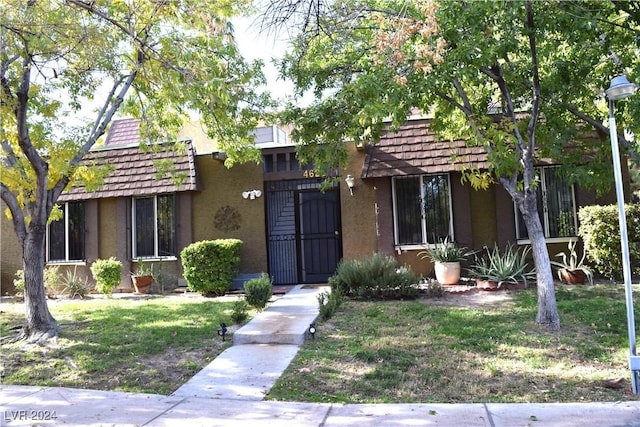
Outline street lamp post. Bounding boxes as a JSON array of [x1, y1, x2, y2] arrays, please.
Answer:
[[605, 74, 639, 394]]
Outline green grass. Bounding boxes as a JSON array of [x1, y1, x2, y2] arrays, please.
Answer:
[[267, 284, 640, 404], [0, 295, 250, 395]]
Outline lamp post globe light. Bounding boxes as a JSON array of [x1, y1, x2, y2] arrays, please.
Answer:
[[605, 74, 639, 394]]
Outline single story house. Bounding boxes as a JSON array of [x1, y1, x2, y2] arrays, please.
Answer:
[[0, 116, 626, 292]]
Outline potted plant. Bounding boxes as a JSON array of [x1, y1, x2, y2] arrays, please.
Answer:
[[469, 244, 536, 290], [550, 240, 593, 285], [130, 259, 154, 294], [418, 237, 473, 285]]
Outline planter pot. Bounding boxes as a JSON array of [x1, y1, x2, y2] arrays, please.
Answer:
[[558, 268, 587, 284], [475, 280, 499, 291], [131, 275, 153, 294], [434, 261, 461, 285], [476, 280, 525, 291]]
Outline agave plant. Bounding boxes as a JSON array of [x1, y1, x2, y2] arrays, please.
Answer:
[[469, 244, 536, 287], [418, 236, 473, 263], [550, 240, 593, 285]]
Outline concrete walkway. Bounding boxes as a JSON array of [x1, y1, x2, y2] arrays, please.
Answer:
[[2, 285, 640, 426]]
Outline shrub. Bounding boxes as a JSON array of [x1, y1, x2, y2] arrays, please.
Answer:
[[317, 289, 343, 321], [180, 239, 242, 297], [13, 266, 61, 296], [328, 253, 419, 300], [579, 203, 640, 280], [12, 270, 24, 295], [90, 257, 122, 297], [243, 273, 273, 309], [230, 299, 250, 324]]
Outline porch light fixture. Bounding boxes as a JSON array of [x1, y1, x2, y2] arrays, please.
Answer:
[[242, 190, 262, 200], [345, 174, 355, 195], [605, 74, 639, 394], [217, 322, 228, 341]]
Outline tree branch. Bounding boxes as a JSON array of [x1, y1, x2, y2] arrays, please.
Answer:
[[566, 104, 640, 166], [0, 183, 27, 244]]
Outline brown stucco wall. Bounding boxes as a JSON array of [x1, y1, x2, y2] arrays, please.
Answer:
[[340, 144, 379, 261], [192, 155, 268, 274], [1, 202, 22, 295]]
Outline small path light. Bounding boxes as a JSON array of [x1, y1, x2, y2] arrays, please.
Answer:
[[217, 322, 228, 341], [308, 323, 316, 339]]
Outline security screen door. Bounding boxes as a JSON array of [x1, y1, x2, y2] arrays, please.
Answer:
[[266, 179, 342, 285]]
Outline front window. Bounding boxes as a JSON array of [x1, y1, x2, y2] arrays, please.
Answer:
[[516, 167, 577, 240], [132, 194, 176, 258], [393, 174, 453, 246], [48, 202, 85, 262]]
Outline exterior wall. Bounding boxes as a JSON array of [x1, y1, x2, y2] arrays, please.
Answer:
[[339, 144, 379, 261], [1, 202, 22, 295], [192, 155, 268, 274]]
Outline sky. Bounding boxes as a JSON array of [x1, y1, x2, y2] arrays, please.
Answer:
[[232, 16, 296, 104]]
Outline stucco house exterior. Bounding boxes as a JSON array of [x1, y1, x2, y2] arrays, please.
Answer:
[[0, 115, 626, 293]]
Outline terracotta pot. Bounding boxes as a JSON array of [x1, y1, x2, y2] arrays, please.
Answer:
[[475, 280, 525, 291], [131, 275, 153, 294], [475, 280, 499, 291], [434, 261, 461, 285], [558, 268, 587, 284]]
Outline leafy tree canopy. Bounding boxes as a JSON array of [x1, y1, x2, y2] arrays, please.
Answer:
[[274, 0, 639, 191]]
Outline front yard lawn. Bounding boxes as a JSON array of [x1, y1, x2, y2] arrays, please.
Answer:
[[0, 295, 247, 395], [268, 284, 640, 403]]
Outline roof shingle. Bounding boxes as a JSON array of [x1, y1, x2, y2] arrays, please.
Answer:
[[362, 119, 490, 178], [59, 120, 199, 202]]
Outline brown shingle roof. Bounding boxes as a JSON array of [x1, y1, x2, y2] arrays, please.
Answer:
[[59, 120, 200, 202], [362, 119, 490, 178]]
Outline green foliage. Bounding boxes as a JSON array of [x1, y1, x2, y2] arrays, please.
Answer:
[[243, 273, 273, 310], [12, 270, 25, 295], [469, 244, 536, 287], [13, 267, 61, 296], [180, 239, 242, 297], [317, 289, 343, 321], [328, 253, 419, 300], [418, 236, 473, 263], [131, 260, 154, 277], [90, 258, 122, 297], [230, 299, 250, 324], [578, 204, 640, 280], [58, 269, 90, 299]]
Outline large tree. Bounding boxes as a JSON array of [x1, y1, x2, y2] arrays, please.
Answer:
[[1, 0, 269, 342], [266, 0, 639, 330]]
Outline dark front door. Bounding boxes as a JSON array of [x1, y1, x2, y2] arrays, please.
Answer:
[[266, 179, 342, 285]]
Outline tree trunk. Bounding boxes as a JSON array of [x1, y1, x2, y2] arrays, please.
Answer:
[[18, 225, 59, 343], [520, 199, 561, 331]]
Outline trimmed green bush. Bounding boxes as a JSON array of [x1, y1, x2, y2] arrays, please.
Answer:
[[243, 273, 273, 309], [317, 289, 343, 321], [90, 257, 122, 297], [578, 203, 640, 280], [230, 299, 250, 324], [328, 253, 419, 300], [180, 239, 242, 297]]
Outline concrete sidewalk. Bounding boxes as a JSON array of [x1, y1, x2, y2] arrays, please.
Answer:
[[1, 285, 640, 426]]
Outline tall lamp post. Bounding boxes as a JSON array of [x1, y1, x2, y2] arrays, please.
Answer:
[[605, 74, 639, 394]]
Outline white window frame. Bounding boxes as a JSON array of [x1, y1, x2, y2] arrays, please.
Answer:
[[132, 195, 176, 260], [392, 173, 454, 250], [46, 202, 85, 264], [515, 166, 577, 244]]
